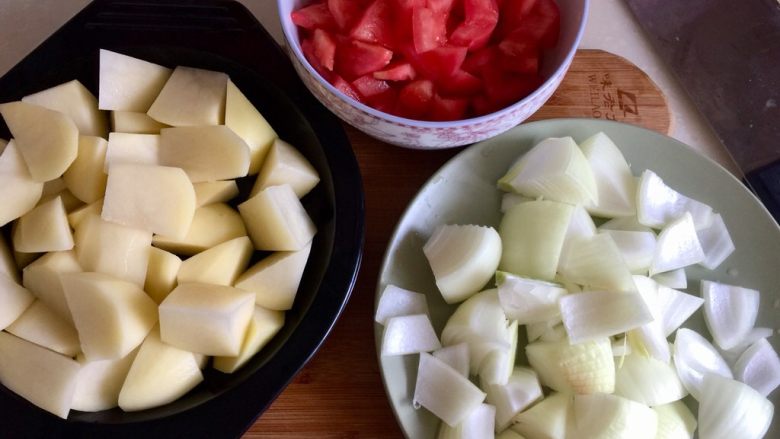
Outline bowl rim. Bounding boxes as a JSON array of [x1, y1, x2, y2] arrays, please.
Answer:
[[277, 0, 590, 127]]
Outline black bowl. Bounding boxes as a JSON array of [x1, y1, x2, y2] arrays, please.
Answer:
[[0, 0, 364, 437]]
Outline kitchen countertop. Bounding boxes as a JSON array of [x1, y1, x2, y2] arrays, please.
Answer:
[[0, 1, 742, 437]]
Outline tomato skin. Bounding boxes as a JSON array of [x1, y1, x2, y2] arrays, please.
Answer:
[[291, 3, 338, 31]]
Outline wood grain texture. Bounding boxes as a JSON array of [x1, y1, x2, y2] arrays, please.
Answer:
[[245, 49, 670, 438]]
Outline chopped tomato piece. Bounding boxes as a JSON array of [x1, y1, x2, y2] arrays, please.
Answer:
[[301, 36, 333, 79], [461, 45, 498, 75], [291, 2, 337, 31], [412, 7, 448, 53], [429, 0, 456, 13], [328, 0, 369, 31], [352, 75, 391, 98], [431, 94, 469, 120], [335, 40, 393, 78], [482, 65, 539, 107], [498, 34, 539, 74], [416, 46, 468, 80], [398, 79, 435, 118], [438, 69, 482, 96], [449, 0, 499, 49], [332, 74, 363, 101], [374, 62, 417, 81], [350, 0, 395, 46], [471, 94, 501, 115], [367, 88, 399, 114], [497, 0, 537, 36], [513, 0, 559, 48], [312, 29, 337, 71]]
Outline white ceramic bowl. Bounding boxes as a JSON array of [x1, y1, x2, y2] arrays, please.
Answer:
[[278, 0, 589, 149]]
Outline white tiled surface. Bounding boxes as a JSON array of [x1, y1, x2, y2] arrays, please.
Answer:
[[0, 0, 737, 173]]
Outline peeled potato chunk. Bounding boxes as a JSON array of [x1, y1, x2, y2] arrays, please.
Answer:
[[38, 177, 83, 212], [118, 327, 203, 412], [74, 214, 152, 287], [153, 203, 247, 256], [5, 300, 80, 357], [147, 66, 228, 126], [104, 133, 160, 171], [102, 164, 196, 239], [159, 283, 255, 356], [13, 196, 74, 253], [0, 235, 18, 283], [235, 242, 312, 311], [0, 140, 44, 226], [225, 79, 277, 174], [22, 250, 81, 324], [62, 272, 158, 361], [99, 49, 172, 112], [111, 111, 169, 134], [63, 136, 108, 203], [159, 126, 250, 182], [239, 184, 317, 251], [213, 305, 284, 373], [193, 180, 239, 207], [250, 139, 320, 198], [72, 350, 137, 412], [67, 199, 103, 229], [0, 273, 35, 330], [0, 331, 81, 419], [0, 101, 78, 182], [144, 247, 182, 304], [177, 236, 253, 286], [22, 79, 108, 137]]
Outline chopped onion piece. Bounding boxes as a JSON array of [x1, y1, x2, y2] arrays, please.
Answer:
[[511, 392, 572, 439], [539, 324, 567, 343], [656, 285, 703, 336], [375, 284, 428, 325], [636, 170, 713, 229], [526, 318, 562, 343], [614, 353, 687, 406], [652, 268, 687, 289], [381, 314, 441, 356], [559, 291, 652, 344], [629, 322, 671, 364], [486, 367, 543, 432], [612, 337, 632, 357], [525, 338, 615, 394], [572, 393, 658, 439], [720, 327, 775, 366], [433, 343, 470, 378], [497, 137, 597, 205], [673, 328, 732, 400], [500, 193, 532, 213], [496, 272, 567, 324], [560, 204, 597, 259], [437, 403, 495, 439], [558, 233, 636, 293], [650, 212, 705, 275], [701, 280, 760, 350], [414, 352, 486, 427], [600, 229, 657, 273], [734, 338, 780, 397], [698, 373, 774, 439], [696, 213, 735, 270], [496, 429, 526, 439], [580, 132, 637, 218], [653, 401, 697, 439], [479, 321, 519, 387], [424, 224, 502, 304], [600, 215, 653, 232]]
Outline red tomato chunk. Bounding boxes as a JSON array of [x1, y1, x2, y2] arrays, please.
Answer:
[[293, 0, 561, 121]]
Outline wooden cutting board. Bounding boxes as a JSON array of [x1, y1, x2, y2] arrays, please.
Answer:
[[247, 49, 671, 438], [528, 49, 671, 134]]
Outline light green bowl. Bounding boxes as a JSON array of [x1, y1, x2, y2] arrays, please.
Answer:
[[375, 119, 780, 438]]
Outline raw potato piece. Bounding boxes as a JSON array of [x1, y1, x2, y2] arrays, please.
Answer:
[[177, 236, 253, 286], [0, 332, 81, 419], [39, 177, 84, 212], [235, 242, 312, 310], [0, 101, 78, 182], [0, 273, 35, 330], [159, 283, 255, 356], [73, 350, 137, 412], [250, 139, 320, 198], [153, 203, 247, 256], [14, 250, 40, 270], [239, 184, 317, 251], [5, 300, 80, 356], [159, 126, 250, 182], [213, 306, 285, 373], [61, 272, 158, 361], [104, 133, 160, 171], [193, 180, 239, 207], [111, 111, 169, 134], [99, 49, 172, 112], [147, 66, 228, 126], [0, 140, 44, 226], [225, 79, 278, 174], [63, 136, 108, 203], [102, 164, 196, 239], [22, 79, 108, 137], [75, 214, 152, 287], [118, 327, 203, 412], [67, 199, 102, 229], [0, 235, 18, 282], [144, 247, 182, 304], [13, 196, 74, 253]]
